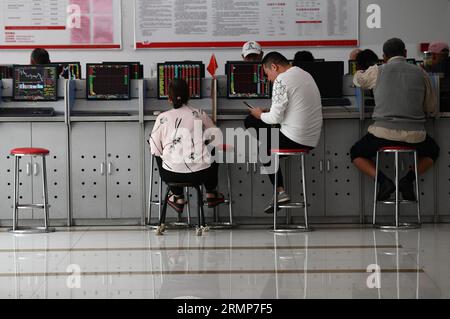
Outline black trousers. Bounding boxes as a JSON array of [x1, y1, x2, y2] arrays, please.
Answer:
[[244, 115, 313, 188], [156, 157, 219, 196]]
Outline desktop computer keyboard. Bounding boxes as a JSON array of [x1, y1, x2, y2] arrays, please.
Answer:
[[0, 107, 55, 117], [321, 98, 352, 107], [70, 111, 131, 117]]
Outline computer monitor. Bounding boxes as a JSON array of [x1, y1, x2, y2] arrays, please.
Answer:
[[157, 62, 204, 99], [0, 65, 13, 79], [298, 61, 344, 98], [103, 62, 144, 79], [226, 61, 272, 99], [86, 64, 131, 100], [349, 59, 383, 75], [53, 62, 82, 79], [13, 65, 58, 101]]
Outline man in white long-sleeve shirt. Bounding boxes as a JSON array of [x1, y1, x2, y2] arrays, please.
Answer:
[[245, 52, 323, 213]]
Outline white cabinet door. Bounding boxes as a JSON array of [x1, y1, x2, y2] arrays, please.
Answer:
[[106, 123, 143, 219], [324, 120, 361, 217], [71, 123, 107, 219], [31, 123, 69, 220]]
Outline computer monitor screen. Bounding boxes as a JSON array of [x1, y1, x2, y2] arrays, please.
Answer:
[[157, 62, 204, 99], [86, 64, 131, 100], [53, 62, 82, 79], [226, 62, 271, 99], [0, 65, 13, 79], [298, 61, 344, 98], [103, 62, 143, 79], [13, 65, 58, 101]]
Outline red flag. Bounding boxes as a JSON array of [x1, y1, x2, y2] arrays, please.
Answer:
[[207, 54, 218, 78]]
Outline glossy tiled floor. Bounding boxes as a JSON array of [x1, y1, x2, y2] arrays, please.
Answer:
[[0, 225, 449, 299]]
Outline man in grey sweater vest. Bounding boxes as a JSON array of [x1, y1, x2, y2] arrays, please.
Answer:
[[350, 38, 440, 201]]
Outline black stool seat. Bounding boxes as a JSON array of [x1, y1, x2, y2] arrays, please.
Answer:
[[166, 182, 201, 187]]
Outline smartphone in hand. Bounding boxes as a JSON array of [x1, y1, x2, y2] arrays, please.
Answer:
[[243, 101, 254, 109]]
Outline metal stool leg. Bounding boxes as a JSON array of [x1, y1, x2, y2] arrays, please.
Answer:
[[373, 152, 380, 226], [9, 153, 55, 234], [273, 154, 279, 232], [376, 149, 421, 230], [156, 187, 170, 235], [395, 151, 400, 228], [41, 156, 50, 230], [12, 156, 20, 232], [271, 152, 313, 233], [147, 155, 154, 225], [414, 151, 421, 225], [301, 154, 309, 230], [186, 187, 191, 225], [209, 163, 234, 229], [226, 163, 234, 226], [194, 185, 207, 236], [196, 186, 206, 227], [160, 187, 170, 226], [158, 177, 163, 221]]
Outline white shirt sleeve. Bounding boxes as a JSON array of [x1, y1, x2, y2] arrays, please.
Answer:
[[353, 65, 379, 90], [149, 115, 165, 157], [261, 78, 289, 125]]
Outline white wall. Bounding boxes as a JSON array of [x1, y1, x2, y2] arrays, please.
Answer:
[[1, 0, 449, 75]]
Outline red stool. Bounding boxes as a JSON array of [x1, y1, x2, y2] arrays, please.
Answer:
[[9, 148, 55, 234], [373, 146, 421, 230], [272, 149, 312, 233]]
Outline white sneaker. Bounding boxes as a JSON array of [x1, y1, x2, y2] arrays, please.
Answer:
[[264, 192, 291, 214]]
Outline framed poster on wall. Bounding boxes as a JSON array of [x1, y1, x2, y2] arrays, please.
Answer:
[[134, 0, 359, 49], [0, 0, 122, 49]]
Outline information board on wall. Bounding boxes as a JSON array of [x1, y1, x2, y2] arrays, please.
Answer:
[[0, 0, 122, 49], [134, 0, 359, 49]]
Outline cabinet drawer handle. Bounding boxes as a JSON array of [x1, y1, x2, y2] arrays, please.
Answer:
[[100, 163, 105, 176], [319, 160, 323, 173], [108, 163, 113, 176], [327, 160, 331, 173], [26, 163, 31, 176], [33, 163, 39, 176]]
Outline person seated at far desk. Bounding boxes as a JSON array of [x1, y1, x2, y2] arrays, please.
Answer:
[[428, 42, 449, 74], [349, 48, 362, 61], [149, 79, 225, 213], [30, 48, 51, 65], [292, 51, 315, 66], [350, 38, 440, 202], [242, 41, 264, 62], [245, 52, 323, 214], [356, 49, 380, 71]]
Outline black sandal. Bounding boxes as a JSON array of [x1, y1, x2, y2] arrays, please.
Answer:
[[167, 193, 185, 214], [206, 191, 226, 208]]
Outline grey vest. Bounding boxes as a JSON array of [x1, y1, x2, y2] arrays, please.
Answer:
[[372, 57, 426, 131]]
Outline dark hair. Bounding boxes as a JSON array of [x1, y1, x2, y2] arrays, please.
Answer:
[[293, 51, 315, 66], [168, 78, 190, 109], [31, 48, 51, 64], [262, 52, 290, 68], [383, 38, 406, 59], [356, 49, 379, 71]]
